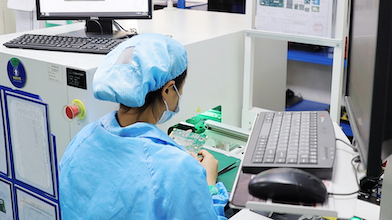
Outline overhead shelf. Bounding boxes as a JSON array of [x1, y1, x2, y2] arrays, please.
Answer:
[[243, 29, 343, 47]]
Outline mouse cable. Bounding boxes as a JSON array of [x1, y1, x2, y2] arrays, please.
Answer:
[[328, 190, 359, 196], [334, 137, 362, 188], [335, 137, 362, 185], [328, 155, 361, 197]]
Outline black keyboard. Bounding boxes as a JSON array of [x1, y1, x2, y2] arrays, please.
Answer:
[[241, 111, 336, 180], [3, 34, 126, 54]]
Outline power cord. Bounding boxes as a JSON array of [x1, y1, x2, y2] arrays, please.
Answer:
[[336, 137, 358, 152], [351, 155, 361, 186], [113, 21, 138, 37]]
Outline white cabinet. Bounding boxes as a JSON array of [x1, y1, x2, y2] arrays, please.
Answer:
[[241, 0, 349, 129]]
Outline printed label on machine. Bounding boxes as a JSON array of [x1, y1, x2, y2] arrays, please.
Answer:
[[47, 64, 63, 84], [66, 68, 87, 90]]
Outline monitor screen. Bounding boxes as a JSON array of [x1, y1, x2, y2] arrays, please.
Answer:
[[36, 0, 152, 38], [345, 0, 392, 190]]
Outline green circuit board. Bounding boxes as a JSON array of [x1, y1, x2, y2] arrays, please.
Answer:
[[169, 128, 207, 154]]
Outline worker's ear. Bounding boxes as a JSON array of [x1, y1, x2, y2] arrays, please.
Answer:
[[161, 80, 175, 99]]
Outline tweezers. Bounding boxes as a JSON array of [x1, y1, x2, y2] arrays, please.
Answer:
[[218, 160, 240, 175]]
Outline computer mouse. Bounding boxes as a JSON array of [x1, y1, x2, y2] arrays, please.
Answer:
[[248, 168, 328, 205]]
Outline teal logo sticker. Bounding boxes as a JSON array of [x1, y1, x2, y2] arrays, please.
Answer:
[[7, 58, 26, 88]]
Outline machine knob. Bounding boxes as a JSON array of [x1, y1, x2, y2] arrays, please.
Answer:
[[65, 105, 80, 119]]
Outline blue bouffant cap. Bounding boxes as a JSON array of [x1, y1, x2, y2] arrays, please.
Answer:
[[92, 33, 188, 107]]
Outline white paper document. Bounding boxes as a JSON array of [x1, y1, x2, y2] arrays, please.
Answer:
[[16, 189, 57, 220], [7, 95, 54, 195], [256, 0, 333, 38]]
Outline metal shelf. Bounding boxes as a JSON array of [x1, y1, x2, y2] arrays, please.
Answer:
[[287, 48, 347, 67]]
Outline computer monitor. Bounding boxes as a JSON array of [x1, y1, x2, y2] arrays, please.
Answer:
[[345, 0, 392, 191], [36, 0, 152, 38]]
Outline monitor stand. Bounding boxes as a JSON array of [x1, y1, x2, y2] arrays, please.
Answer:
[[57, 19, 132, 39]]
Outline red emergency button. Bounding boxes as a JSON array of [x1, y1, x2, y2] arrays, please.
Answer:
[[63, 99, 85, 121], [65, 105, 80, 119]]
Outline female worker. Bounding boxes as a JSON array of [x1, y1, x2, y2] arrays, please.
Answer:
[[59, 33, 229, 219]]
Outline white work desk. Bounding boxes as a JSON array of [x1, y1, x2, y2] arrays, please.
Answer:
[[0, 9, 246, 161], [229, 122, 380, 220]]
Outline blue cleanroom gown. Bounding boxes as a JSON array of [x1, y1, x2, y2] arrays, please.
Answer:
[[59, 111, 229, 220]]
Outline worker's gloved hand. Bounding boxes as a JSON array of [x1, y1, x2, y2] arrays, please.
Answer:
[[197, 150, 219, 185]]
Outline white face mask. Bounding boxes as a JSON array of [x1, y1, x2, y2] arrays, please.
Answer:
[[156, 85, 181, 124]]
